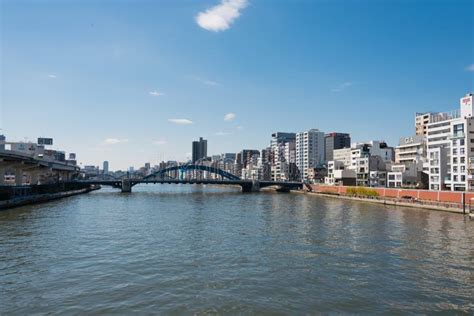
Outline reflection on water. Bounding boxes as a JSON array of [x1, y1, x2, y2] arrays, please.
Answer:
[[0, 185, 473, 314]]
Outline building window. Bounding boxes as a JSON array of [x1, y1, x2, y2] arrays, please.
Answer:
[[454, 123, 464, 136]]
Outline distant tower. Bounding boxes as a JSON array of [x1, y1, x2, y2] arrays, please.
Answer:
[[192, 137, 207, 163], [103, 161, 109, 175], [0, 134, 5, 151]]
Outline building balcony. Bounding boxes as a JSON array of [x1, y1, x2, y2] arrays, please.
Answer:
[[449, 132, 465, 139]]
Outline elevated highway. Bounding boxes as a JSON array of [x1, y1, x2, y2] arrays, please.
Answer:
[[0, 149, 79, 185]]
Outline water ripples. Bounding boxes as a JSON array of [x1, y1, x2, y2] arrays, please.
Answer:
[[1, 185, 473, 314]]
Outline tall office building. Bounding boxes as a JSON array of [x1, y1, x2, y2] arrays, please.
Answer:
[[296, 129, 325, 180], [192, 137, 207, 163], [103, 161, 109, 175], [324, 132, 351, 161]]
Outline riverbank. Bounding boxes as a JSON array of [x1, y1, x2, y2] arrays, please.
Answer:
[[299, 184, 474, 214], [299, 190, 466, 213], [0, 186, 99, 210]]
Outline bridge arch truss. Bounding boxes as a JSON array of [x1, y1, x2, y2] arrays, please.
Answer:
[[143, 164, 241, 181]]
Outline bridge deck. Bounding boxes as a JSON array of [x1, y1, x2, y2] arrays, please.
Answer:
[[73, 179, 302, 188]]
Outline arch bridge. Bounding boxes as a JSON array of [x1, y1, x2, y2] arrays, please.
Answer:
[[74, 164, 302, 193]]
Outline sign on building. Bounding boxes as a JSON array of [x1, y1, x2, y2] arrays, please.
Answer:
[[37, 138, 53, 145]]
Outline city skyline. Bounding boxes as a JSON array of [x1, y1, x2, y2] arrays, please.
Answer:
[[1, 0, 473, 169]]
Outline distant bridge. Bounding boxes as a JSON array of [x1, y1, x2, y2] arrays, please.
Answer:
[[75, 164, 302, 193]]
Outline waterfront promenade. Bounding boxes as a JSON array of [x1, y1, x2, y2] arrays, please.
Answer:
[[307, 184, 474, 213]]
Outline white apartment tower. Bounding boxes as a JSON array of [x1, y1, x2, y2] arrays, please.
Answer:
[[427, 93, 474, 191], [296, 129, 325, 181]]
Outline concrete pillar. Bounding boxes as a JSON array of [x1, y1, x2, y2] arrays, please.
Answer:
[[0, 167, 4, 185], [242, 180, 260, 193], [29, 170, 41, 185], [252, 180, 260, 192], [121, 179, 132, 193], [15, 168, 23, 186]]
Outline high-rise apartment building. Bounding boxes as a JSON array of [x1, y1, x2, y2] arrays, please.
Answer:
[[270, 132, 296, 181], [324, 132, 350, 161], [192, 137, 207, 163], [296, 129, 325, 181], [427, 93, 474, 191]]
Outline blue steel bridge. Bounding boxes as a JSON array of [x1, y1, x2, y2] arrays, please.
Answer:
[[75, 164, 302, 193]]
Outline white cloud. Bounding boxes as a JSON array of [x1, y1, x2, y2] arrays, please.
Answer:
[[224, 113, 236, 121], [194, 76, 220, 86], [48, 74, 57, 79], [103, 138, 129, 145], [215, 131, 229, 136], [196, 0, 248, 32], [149, 90, 165, 96], [331, 82, 353, 93], [153, 140, 167, 145], [168, 118, 193, 125], [466, 64, 474, 72]]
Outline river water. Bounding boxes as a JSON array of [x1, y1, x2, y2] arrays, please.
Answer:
[[0, 185, 473, 314]]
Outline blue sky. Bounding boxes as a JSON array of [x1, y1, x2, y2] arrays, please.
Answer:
[[1, 0, 473, 170]]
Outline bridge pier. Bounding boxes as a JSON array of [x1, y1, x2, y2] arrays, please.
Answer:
[[0, 167, 4, 185], [15, 168, 23, 186], [275, 186, 291, 193], [242, 180, 260, 193], [29, 170, 40, 185], [121, 179, 132, 193]]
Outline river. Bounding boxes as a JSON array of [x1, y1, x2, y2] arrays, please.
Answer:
[[1, 185, 473, 314]]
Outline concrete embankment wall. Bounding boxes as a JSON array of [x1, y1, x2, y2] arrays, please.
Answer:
[[0, 186, 98, 210], [306, 184, 473, 214]]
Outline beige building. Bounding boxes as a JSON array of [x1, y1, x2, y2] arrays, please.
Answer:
[[395, 135, 426, 164], [415, 112, 434, 136]]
